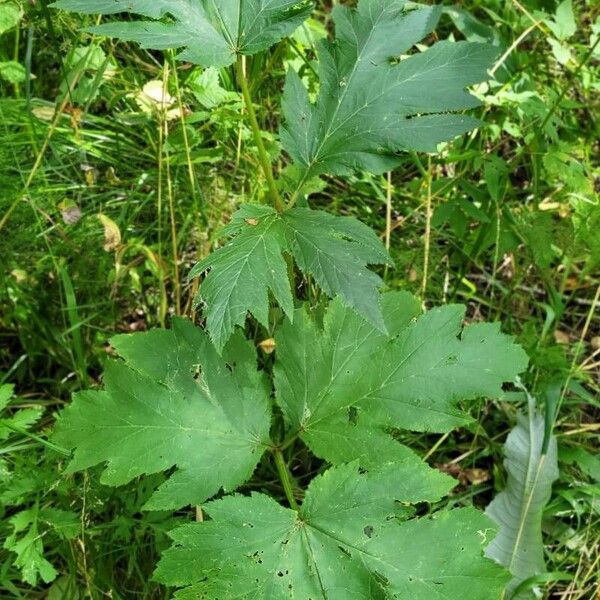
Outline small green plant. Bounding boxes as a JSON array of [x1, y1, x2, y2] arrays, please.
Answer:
[[0, 384, 78, 586], [49, 1, 530, 597]]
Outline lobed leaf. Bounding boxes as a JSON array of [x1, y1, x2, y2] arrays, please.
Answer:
[[52, 318, 271, 510], [155, 462, 509, 598], [4, 510, 58, 586], [281, 0, 498, 184], [190, 204, 391, 351], [274, 292, 529, 468], [0, 384, 43, 441], [52, 0, 314, 67]]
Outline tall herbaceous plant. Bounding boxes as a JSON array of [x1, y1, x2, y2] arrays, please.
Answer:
[[50, 1, 528, 598]]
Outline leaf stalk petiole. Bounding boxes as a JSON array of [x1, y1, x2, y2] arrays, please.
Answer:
[[273, 448, 299, 511], [235, 56, 284, 212]]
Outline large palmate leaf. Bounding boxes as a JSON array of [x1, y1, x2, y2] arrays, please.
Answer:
[[155, 462, 509, 598], [281, 0, 498, 183], [274, 292, 529, 468], [53, 318, 271, 510], [485, 405, 558, 597], [52, 0, 313, 67], [190, 204, 390, 351]]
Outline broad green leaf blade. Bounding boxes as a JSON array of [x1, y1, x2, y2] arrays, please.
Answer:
[[51, 1, 180, 17], [189, 205, 293, 352], [274, 292, 528, 468], [53, 318, 271, 510], [155, 462, 508, 598], [485, 407, 559, 597], [281, 0, 498, 182], [201, 0, 314, 56], [52, 0, 314, 67], [190, 204, 390, 350], [284, 208, 390, 331]]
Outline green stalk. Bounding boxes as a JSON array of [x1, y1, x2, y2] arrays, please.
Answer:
[[273, 449, 298, 510], [235, 56, 284, 212]]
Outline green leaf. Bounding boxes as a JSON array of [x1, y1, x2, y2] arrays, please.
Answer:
[[281, 0, 497, 182], [0, 384, 44, 441], [189, 205, 293, 351], [52, 0, 314, 67], [545, 0, 576, 41], [155, 462, 509, 598], [0, 1, 22, 35], [485, 406, 559, 597], [39, 508, 81, 540], [274, 292, 528, 468], [443, 6, 502, 45], [52, 318, 271, 510], [559, 445, 600, 482], [0, 60, 26, 84], [190, 204, 390, 351], [4, 510, 58, 586], [188, 67, 239, 108], [0, 383, 14, 411]]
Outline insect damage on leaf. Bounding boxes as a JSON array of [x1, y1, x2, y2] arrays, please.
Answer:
[[51, 0, 314, 67], [189, 204, 391, 351], [281, 0, 498, 183], [52, 318, 271, 510], [47, 1, 530, 598], [154, 462, 510, 599], [274, 292, 529, 468]]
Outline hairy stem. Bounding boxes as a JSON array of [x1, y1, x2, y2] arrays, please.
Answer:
[[235, 56, 284, 212], [273, 449, 299, 510]]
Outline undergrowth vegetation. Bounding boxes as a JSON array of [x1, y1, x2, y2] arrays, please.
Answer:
[[0, 0, 598, 598]]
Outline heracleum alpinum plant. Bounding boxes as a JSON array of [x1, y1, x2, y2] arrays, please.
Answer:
[[50, 1, 529, 597]]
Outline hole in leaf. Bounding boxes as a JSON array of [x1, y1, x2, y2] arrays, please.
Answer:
[[348, 406, 358, 425], [445, 354, 458, 365]]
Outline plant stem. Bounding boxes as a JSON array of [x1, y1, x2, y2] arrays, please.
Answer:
[[421, 156, 432, 300], [384, 171, 392, 282], [162, 61, 182, 316], [273, 449, 298, 510], [235, 56, 284, 212]]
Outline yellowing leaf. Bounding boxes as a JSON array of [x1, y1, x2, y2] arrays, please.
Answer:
[[141, 80, 174, 107], [258, 338, 276, 354], [97, 214, 121, 251], [58, 199, 82, 225]]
